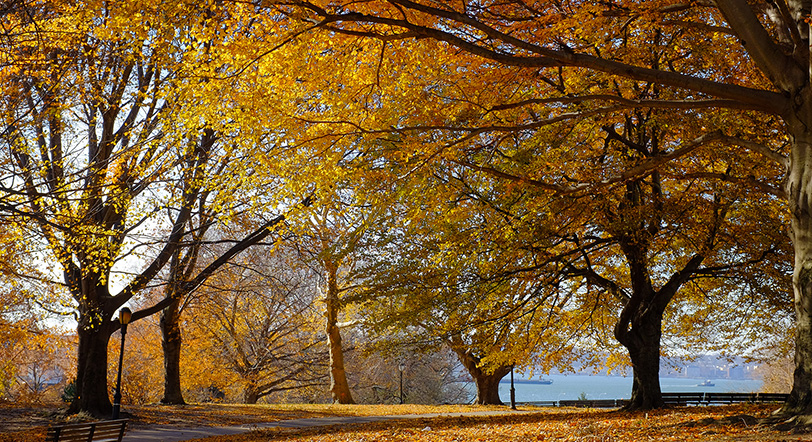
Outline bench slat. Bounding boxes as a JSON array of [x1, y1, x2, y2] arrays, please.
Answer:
[[46, 419, 127, 442]]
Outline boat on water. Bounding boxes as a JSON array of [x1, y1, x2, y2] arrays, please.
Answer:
[[697, 380, 715, 387], [509, 378, 554, 385]]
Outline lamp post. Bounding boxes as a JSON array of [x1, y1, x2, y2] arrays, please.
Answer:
[[510, 364, 516, 410], [398, 362, 405, 404], [112, 307, 132, 420]]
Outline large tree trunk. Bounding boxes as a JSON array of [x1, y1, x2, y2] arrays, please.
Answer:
[[473, 369, 510, 405], [69, 321, 114, 417], [450, 342, 510, 405], [782, 126, 812, 414], [244, 383, 260, 404], [325, 262, 355, 404], [620, 317, 664, 410], [327, 323, 354, 404], [612, 194, 667, 412], [160, 297, 186, 405]]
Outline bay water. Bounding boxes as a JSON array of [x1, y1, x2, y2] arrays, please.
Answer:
[[494, 375, 763, 403]]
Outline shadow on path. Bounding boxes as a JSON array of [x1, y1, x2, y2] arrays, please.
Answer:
[[124, 410, 536, 442]]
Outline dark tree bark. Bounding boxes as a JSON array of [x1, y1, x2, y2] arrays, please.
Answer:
[[160, 296, 186, 405], [70, 319, 116, 416], [473, 369, 510, 405], [616, 307, 665, 410], [450, 339, 511, 405], [244, 384, 260, 404], [157, 209, 292, 405]]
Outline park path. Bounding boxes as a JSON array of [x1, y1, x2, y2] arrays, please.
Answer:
[[123, 409, 535, 442]]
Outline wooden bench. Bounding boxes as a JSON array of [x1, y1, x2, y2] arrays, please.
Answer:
[[662, 392, 789, 406], [559, 399, 626, 408], [704, 393, 754, 404], [46, 419, 127, 442], [750, 392, 789, 403], [662, 392, 706, 405], [517, 400, 558, 407]]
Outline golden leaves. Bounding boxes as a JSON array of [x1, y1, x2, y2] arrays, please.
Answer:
[[190, 404, 782, 442]]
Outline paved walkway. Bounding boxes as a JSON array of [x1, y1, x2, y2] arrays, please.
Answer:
[[124, 410, 533, 442]]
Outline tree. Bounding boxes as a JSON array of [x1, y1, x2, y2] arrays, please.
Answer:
[[189, 243, 327, 404], [355, 158, 560, 405], [0, 0, 327, 415], [294, 196, 374, 404], [358, 101, 790, 409], [156, 182, 302, 404], [263, 0, 804, 411], [0, 1, 265, 415], [360, 223, 530, 405]]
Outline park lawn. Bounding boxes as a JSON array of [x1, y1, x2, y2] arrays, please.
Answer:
[[185, 404, 811, 442]]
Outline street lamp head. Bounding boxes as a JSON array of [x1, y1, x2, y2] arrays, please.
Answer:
[[118, 307, 132, 325], [398, 362, 405, 372]]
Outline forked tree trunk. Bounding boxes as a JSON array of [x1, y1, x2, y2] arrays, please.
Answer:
[[613, 200, 666, 411], [160, 297, 186, 405], [611, 190, 700, 412], [244, 383, 260, 404], [69, 320, 114, 417], [473, 369, 510, 405], [450, 342, 510, 405], [325, 262, 355, 404]]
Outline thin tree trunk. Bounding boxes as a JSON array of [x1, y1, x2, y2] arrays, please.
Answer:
[[160, 296, 186, 404], [325, 262, 355, 404]]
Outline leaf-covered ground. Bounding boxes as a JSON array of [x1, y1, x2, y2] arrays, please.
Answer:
[[2, 403, 811, 441], [186, 404, 811, 442], [0, 403, 498, 441]]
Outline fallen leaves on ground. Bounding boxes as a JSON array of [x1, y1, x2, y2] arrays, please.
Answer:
[[126, 403, 502, 428], [185, 404, 812, 442], [4, 403, 812, 441], [0, 402, 499, 441]]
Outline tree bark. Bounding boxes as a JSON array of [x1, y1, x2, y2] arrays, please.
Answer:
[[325, 261, 355, 404], [473, 369, 510, 405], [621, 317, 664, 410], [450, 343, 510, 405], [781, 122, 812, 415], [244, 384, 260, 404], [160, 296, 186, 405], [69, 320, 114, 417]]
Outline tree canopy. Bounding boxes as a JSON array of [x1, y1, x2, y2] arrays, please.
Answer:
[[0, 0, 804, 415]]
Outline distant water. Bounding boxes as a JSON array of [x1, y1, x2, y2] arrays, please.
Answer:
[[491, 375, 763, 402]]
